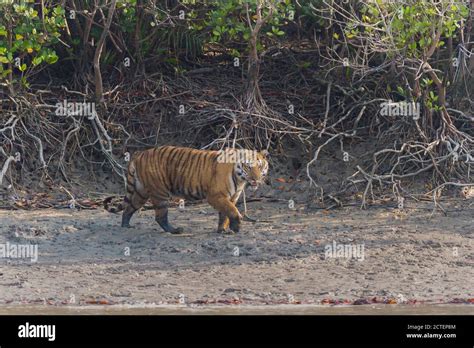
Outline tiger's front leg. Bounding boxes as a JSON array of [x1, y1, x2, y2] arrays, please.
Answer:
[[217, 212, 230, 233], [208, 195, 241, 233], [216, 191, 243, 233]]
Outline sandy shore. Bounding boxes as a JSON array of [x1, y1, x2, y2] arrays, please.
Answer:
[[0, 199, 472, 313]]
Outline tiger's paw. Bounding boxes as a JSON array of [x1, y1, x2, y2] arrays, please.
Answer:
[[229, 219, 240, 233], [217, 228, 234, 234], [169, 227, 184, 234]]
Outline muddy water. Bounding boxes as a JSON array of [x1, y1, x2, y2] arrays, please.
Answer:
[[0, 305, 473, 315]]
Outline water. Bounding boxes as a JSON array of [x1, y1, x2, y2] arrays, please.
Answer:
[[1, 304, 472, 315]]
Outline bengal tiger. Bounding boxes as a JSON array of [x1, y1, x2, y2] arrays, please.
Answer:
[[104, 146, 269, 234]]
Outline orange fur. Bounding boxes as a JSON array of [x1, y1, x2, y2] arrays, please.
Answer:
[[104, 146, 269, 233]]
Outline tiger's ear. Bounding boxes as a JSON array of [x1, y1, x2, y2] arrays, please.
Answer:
[[260, 149, 269, 157]]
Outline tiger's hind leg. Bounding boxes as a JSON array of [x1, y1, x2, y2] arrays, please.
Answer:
[[121, 192, 149, 228], [151, 198, 184, 234]]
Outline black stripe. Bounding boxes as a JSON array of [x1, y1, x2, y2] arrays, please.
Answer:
[[173, 150, 188, 193], [188, 193, 200, 201], [179, 152, 190, 195], [135, 190, 147, 200], [156, 148, 170, 191], [196, 152, 206, 198], [147, 149, 159, 193], [183, 151, 197, 196], [183, 151, 195, 194], [167, 147, 180, 165], [194, 153, 202, 193], [167, 147, 181, 191], [232, 171, 238, 190]]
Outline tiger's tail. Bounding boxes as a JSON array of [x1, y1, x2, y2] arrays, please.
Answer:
[[103, 196, 125, 213]]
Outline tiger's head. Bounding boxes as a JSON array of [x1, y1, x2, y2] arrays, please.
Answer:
[[234, 150, 269, 191]]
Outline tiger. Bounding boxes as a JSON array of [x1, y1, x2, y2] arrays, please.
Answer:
[[104, 146, 269, 234]]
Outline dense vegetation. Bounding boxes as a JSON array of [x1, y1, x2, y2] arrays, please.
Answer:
[[0, 0, 473, 207]]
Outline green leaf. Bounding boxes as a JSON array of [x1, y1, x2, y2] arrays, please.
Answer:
[[19, 63, 27, 72], [53, 6, 63, 16], [32, 56, 43, 66], [1, 69, 12, 78]]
